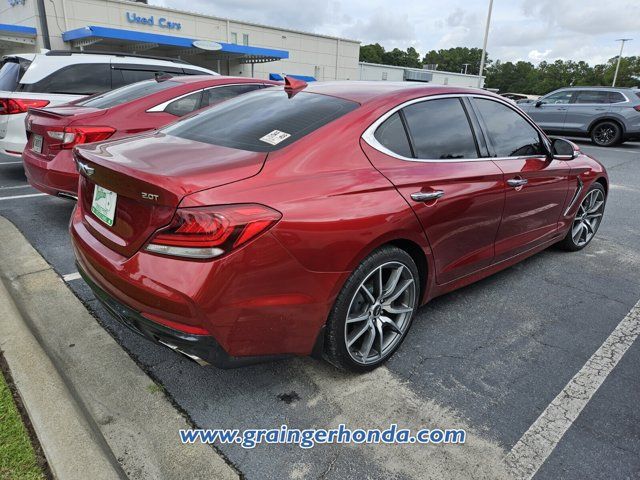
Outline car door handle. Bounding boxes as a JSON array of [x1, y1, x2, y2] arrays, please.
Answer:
[[507, 178, 528, 188], [411, 190, 444, 202], [557, 107, 568, 110]]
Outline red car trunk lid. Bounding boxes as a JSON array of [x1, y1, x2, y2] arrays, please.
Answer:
[[27, 106, 106, 159], [74, 132, 267, 257]]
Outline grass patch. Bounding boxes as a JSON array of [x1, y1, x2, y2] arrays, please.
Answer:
[[0, 371, 45, 479]]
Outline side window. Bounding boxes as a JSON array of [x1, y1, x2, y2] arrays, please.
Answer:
[[374, 112, 412, 158], [22, 64, 111, 94], [164, 91, 203, 116], [608, 91, 626, 103], [543, 91, 573, 104], [201, 84, 262, 108], [574, 91, 609, 104], [402, 98, 478, 159], [112, 69, 163, 88], [474, 98, 545, 157]]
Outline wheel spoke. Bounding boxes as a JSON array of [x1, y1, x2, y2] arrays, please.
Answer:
[[587, 200, 603, 214], [346, 312, 369, 324], [379, 315, 402, 335], [572, 222, 585, 242], [375, 321, 384, 357], [382, 304, 413, 315], [382, 266, 403, 299], [347, 322, 370, 348], [377, 267, 384, 298], [359, 284, 376, 304], [359, 327, 375, 359], [383, 279, 414, 305]]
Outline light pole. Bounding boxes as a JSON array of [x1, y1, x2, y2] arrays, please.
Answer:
[[462, 63, 470, 75], [612, 38, 632, 87], [478, 0, 494, 88]]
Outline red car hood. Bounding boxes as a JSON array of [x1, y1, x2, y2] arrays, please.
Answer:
[[74, 132, 267, 257]]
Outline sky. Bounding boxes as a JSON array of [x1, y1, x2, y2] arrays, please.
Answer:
[[151, 0, 640, 66]]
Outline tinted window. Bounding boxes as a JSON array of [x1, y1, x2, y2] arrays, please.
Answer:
[[608, 91, 626, 103], [77, 80, 180, 109], [474, 98, 545, 157], [21, 64, 111, 94], [111, 69, 164, 88], [163, 89, 359, 152], [164, 91, 203, 116], [402, 98, 478, 159], [574, 91, 609, 104], [374, 112, 412, 157], [201, 84, 263, 108], [0, 58, 29, 91], [543, 91, 573, 104]]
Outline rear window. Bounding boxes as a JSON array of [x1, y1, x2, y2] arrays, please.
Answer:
[[21, 63, 111, 94], [0, 58, 31, 92], [163, 89, 359, 152], [76, 79, 180, 109]]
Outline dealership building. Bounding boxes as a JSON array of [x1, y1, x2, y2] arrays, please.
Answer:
[[1, 0, 483, 86], [1, 0, 361, 80]]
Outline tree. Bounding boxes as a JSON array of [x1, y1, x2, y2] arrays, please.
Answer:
[[359, 43, 385, 64], [422, 47, 487, 74]]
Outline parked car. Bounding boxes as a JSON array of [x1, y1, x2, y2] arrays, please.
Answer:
[[22, 75, 279, 199], [0, 50, 216, 159], [519, 86, 640, 146], [500, 92, 539, 103], [70, 81, 608, 372]]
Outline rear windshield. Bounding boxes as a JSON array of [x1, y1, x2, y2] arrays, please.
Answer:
[[76, 79, 180, 109], [163, 89, 359, 152], [0, 58, 31, 92]]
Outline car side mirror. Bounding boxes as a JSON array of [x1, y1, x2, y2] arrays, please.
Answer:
[[535, 100, 543, 108], [551, 137, 577, 160]]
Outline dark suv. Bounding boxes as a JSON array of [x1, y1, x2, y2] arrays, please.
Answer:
[[519, 86, 640, 146]]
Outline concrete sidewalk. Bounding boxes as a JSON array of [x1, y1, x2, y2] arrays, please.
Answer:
[[0, 216, 239, 480]]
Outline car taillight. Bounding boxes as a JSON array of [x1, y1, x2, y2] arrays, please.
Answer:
[[0, 98, 49, 115], [47, 126, 115, 150], [145, 204, 282, 259], [634, 105, 640, 112]]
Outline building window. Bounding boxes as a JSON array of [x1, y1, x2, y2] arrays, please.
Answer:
[[231, 32, 238, 44], [243, 34, 249, 46], [382, 72, 388, 81]]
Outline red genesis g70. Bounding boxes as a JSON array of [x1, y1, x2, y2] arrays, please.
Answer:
[[22, 76, 279, 198], [70, 81, 608, 372]]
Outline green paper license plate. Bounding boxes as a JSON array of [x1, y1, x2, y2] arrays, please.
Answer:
[[91, 184, 117, 227]]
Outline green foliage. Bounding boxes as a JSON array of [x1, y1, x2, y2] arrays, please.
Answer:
[[359, 44, 640, 94], [0, 373, 45, 479]]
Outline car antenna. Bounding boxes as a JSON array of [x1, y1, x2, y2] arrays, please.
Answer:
[[284, 76, 307, 98]]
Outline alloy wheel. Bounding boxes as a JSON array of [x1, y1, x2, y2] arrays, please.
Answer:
[[593, 124, 617, 146], [572, 189, 605, 247], [344, 261, 416, 365]]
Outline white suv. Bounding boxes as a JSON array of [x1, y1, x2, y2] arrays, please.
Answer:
[[0, 50, 217, 159]]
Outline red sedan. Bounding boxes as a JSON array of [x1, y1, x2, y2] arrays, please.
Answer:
[[22, 76, 279, 198], [70, 81, 608, 372]]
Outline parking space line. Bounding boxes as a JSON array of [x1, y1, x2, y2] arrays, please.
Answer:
[[0, 193, 47, 201], [505, 299, 640, 479], [62, 272, 82, 282], [0, 161, 23, 165], [0, 185, 32, 190]]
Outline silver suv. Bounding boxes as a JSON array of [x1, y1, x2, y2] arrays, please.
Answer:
[[519, 86, 640, 147]]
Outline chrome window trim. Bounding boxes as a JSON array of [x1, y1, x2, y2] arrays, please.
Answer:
[[146, 83, 265, 113], [361, 93, 550, 163]]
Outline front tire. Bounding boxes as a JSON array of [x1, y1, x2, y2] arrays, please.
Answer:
[[558, 182, 606, 251], [591, 121, 622, 147], [324, 246, 419, 372]]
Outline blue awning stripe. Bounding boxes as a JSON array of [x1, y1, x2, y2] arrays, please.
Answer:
[[62, 26, 288, 60], [0, 23, 37, 37]]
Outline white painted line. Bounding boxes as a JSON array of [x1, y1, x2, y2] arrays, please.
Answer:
[[62, 272, 82, 282], [0, 184, 32, 190], [0, 193, 47, 201], [505, 299, 640, 479], [0, 161, 23, 165]]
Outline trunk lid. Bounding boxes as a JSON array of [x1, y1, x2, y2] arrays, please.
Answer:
[[75, 132, 267, 257], [27, 106, 106, 159]]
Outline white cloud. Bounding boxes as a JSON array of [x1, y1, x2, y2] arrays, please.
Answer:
[[528, 49, 552, 62]]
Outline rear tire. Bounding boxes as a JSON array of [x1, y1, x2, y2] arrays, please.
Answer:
[[558, 182, 606, 251], [590, 121, 622, 147], [324, 246, 419, 372]]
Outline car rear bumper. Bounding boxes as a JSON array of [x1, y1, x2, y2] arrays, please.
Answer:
[[0, 112, 28, 157], [22, 148, 78, 197], [70, 204, 340, 361], [76, 262, 287, 368]]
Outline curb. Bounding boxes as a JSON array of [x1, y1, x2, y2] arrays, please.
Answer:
[[0, 215, 239, 480]]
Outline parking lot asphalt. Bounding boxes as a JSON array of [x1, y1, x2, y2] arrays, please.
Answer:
[[1, 141, 639, 479]]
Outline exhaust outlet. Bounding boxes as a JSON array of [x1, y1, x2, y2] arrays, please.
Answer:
[[158, 340, 209, 366], [57, 192, 78, 201]]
